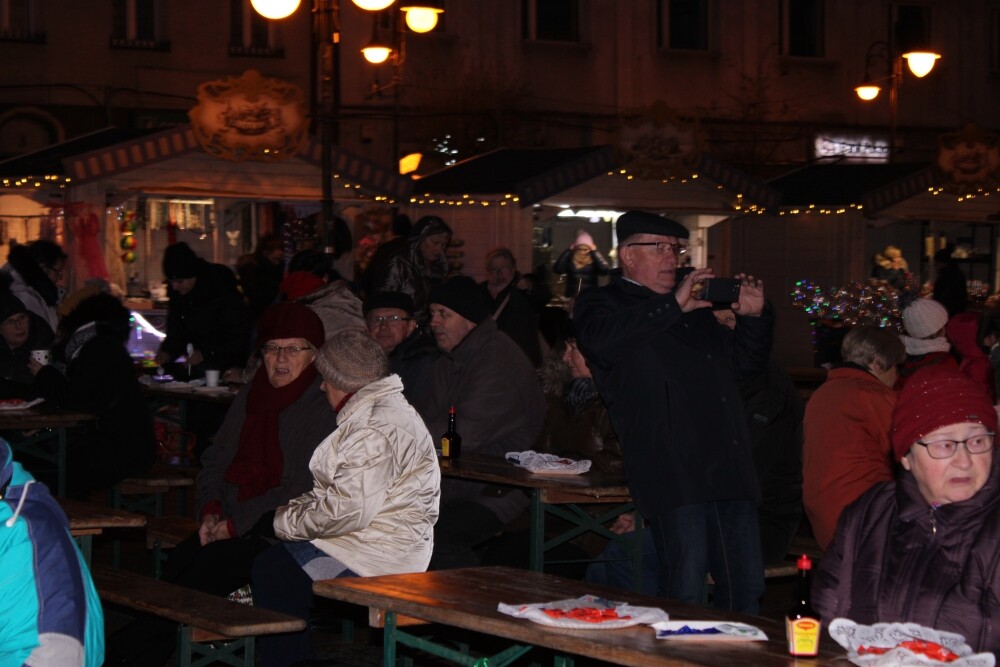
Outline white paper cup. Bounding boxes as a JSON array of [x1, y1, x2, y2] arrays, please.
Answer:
[[204, 369, 220, 387], [31, 349, 50, 366]]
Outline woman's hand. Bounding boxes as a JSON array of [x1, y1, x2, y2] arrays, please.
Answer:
[[27, 357, 43, 376], [198, 514, 220, 546]]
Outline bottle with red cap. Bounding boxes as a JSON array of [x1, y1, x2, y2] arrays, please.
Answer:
[[786, 554, 821, 656], [440, 406, 462, 460]]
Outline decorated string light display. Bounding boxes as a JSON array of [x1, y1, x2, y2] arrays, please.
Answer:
[[790, 280, 904, 331]]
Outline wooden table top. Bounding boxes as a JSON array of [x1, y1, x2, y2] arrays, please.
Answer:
[[440, 456, 631, 501], [0, 407, 95, 430], [314, 567, 850, 667], [59, 497, 148, 531], [142, 383, 237, 405]]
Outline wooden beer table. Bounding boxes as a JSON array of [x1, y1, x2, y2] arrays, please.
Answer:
[[314, 566, 850, 667], [0, 407, 95, 496], [440, 456, 639, 582], [59, 497, 147, 565]]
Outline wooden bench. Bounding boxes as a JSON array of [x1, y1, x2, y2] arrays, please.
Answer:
[[92, 564, 306, 667], [112, 467, 195, 517], [146, 515, 198, 578]]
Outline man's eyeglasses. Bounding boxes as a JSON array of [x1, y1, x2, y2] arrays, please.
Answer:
[[625, 242, 688, 256], [261, 344, 313, 357], [915, 432, 995, 459], [367, 315, 413, 327]]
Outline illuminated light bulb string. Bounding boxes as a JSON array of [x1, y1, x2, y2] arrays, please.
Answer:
[[790, 280, 905, 349]]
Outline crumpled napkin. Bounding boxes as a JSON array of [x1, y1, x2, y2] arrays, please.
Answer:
[[498, 594, 668, 629], [505, 451, 591, 475], [828, 618, 995, 667]]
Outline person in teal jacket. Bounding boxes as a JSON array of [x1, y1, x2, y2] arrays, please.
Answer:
[[0, 439, 104, 666]]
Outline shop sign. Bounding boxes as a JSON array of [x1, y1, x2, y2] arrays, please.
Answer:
[[936, 123, 1000, 195], [189, 69, 307, 162], [813, 134, 888, 162]]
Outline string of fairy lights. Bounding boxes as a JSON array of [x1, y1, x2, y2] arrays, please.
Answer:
[[4, 168, 998, 211]]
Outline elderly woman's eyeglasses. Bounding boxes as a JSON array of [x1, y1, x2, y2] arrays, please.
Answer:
[[625, 242, 687, 256], [261, 344, 312, 357], [915, 433, 995, 459]]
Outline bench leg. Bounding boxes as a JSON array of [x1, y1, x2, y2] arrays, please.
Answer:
[[385, 611, 534, 667], [178, 624, 255, 667]]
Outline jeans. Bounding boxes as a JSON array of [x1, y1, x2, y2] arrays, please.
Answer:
[[584, 529, 659, 596], [648, 500, 764, 614]]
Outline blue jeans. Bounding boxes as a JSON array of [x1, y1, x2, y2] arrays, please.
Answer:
[[649, 500, 764, 614]]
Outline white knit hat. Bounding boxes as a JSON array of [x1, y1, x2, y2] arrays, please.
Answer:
[[902, 299, 949, 339]]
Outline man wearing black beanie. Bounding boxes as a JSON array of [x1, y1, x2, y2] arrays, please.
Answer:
[[413, 276, 544, 570]]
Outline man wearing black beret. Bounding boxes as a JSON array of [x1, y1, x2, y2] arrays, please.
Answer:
[[574, 210, 773, 613]]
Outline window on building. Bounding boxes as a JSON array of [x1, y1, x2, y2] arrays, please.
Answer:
[[657, 0, 709, 51], [111, 0, 168, 50], [521, 0, 579, 42], [0, 0, 43, 42], [230, 0, 283, 57], [781, 0, 825, 58], [892, 4, 932, 54]]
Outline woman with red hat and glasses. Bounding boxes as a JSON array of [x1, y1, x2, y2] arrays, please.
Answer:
[[812, 368, 1000, 652]]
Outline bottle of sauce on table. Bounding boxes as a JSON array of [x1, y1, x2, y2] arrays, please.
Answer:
[[786, 554, 821, 656], [440, 406, 462, 460]]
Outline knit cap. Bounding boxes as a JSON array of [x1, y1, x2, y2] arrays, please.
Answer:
[[429, 276, 490, 324], [890, 368, 998, 460], [0, 291, 27, 324], [315, 329, 389, 393], [902, 299, 949, 339], [280, 271, 325, 301], [363, 291, 415, 316], [257, 302, 325, 349]]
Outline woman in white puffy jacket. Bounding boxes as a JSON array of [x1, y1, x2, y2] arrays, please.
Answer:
[[252, 329, 441, 667]]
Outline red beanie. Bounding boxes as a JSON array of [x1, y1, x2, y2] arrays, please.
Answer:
[[280, 271, 325, 301], [891, 368, 998, 460], [257, 302, 325, 349]]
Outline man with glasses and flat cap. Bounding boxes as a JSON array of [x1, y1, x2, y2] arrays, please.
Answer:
[[574, 210, 772, 613], [363, 291, 437, 401]]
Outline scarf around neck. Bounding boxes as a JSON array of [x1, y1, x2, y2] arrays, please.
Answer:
[[224, 362, 318, 500]]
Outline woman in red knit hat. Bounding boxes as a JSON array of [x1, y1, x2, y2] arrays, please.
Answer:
[[812, 367, 1000, 653]]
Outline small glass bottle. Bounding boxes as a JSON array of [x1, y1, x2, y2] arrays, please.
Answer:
[[440, 406, 462, 460], [786, 554, 822, 656]]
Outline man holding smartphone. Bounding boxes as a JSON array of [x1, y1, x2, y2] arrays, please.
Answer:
[[574, 209, 772, 613]]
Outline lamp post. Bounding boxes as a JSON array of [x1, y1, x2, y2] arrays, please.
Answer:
[[250, 0, 441, 259], [854, 39, 940, 163]]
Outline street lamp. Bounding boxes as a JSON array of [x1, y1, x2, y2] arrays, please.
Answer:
[[854, 40, 941, 162], [251, 0, 441, 258]]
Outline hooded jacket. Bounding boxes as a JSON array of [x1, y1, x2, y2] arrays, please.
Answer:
[[274, 375, 440, 576], [0, 440, 104, 666], [0, 245, 60, 331], [813, 455, 1000, 653]]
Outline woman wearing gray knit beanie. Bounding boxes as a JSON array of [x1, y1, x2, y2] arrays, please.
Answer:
[[252, 328, 441, 666]]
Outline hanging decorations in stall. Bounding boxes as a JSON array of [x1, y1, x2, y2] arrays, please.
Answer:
[[119, 208, 138, 264], [68, 202, 110, 280]]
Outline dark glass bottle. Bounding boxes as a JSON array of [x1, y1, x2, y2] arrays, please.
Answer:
[[440, 406, 462, 460], [786, 554, 821, 656]]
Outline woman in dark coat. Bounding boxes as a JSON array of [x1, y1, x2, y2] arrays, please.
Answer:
[[552, 231, 609, 299], [31, 293, 155, 497], [813, 369, 1000, 653]]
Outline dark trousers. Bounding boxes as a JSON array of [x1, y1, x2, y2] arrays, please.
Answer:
[[648, 500, 764, 614], [108, 532, 271, 666], [429, 500, 504, 570]]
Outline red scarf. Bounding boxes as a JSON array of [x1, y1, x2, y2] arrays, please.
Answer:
[[224, 363, 319, 500]]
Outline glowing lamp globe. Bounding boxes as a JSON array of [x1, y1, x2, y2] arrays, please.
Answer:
[[250, 0, 301, 19], [855, 84, 881, 101], [403, 7, 442, 32], [903, 51, 940, 78], [361, 45, 392, 64], [351, 0, 396, 10]]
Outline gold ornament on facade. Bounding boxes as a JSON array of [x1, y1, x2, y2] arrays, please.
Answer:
[[188, 69, 307, 162], [612, 100, 705, 181]]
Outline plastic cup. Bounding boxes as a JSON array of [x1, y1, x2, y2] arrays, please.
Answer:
[[31, 349, 50, 366], [204, 369, 220, 387]]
